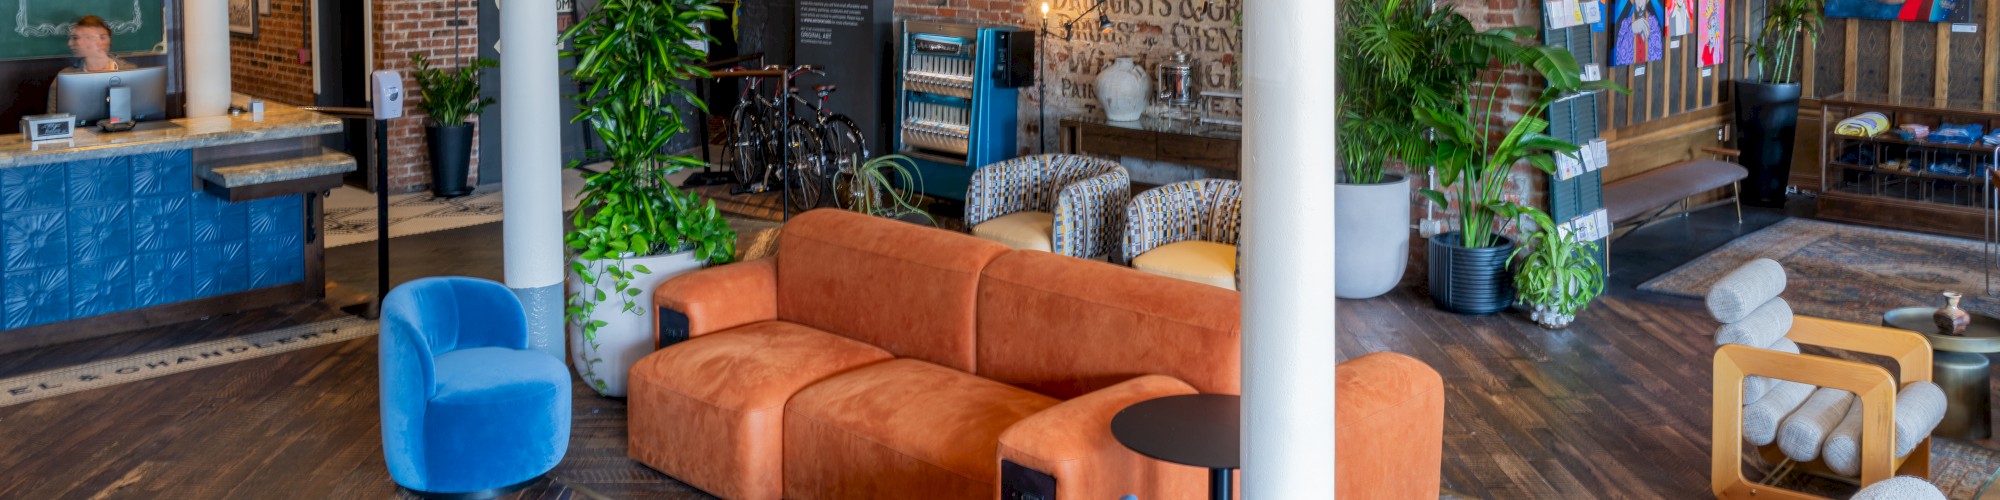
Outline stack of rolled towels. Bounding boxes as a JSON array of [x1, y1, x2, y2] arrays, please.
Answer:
[[1708, 258, 1946, 476]]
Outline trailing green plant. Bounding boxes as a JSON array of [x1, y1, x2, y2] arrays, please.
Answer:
[[841, 154, 935, 225], [1501, 204, 1605, 322], [560, 0, 734, 385], [1415, 27, 1627, 249], [1739, 0, 1823, 84], [1335, 0, 1487, 184], [409, 54, 497, 126]]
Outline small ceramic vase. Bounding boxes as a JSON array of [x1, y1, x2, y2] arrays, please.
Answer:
[[1095, 57, 1149, 122], [1935, 291, 1972, 335]]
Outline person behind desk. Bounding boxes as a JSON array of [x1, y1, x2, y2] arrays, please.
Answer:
[[46, 15, 138, 114]]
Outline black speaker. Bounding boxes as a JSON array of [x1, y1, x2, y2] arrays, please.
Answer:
[[993, 30, 1036, 89], [1000, 461, 1057, 500]]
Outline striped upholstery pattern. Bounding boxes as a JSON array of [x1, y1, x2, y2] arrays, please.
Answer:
[[1123, 179, 1242, 263], [965, 154, 1131, 260]]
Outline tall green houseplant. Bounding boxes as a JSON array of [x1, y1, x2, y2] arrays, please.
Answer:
[[561, 0, 736, 396], [1733, 0, 1823, 207], [410, 54, 497, 197]]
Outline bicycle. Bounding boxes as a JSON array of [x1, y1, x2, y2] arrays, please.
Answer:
[[720, 65, 825, 211], [786, 80, 871, 210]]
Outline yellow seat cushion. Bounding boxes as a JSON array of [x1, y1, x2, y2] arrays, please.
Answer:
[[971, 211, 1055, 252], [1132, 241, 1237, 290]]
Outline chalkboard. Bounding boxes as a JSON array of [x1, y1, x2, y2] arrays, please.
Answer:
[[0, 0, 167, 61]]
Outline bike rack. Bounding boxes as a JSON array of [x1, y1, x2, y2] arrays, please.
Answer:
[[710, 66, 798, 221]]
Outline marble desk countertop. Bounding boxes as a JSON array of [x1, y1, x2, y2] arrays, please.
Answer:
[[0, 103, 344, 169]]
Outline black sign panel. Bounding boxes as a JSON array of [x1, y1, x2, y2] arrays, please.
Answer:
[[795, 0, 894, 156]]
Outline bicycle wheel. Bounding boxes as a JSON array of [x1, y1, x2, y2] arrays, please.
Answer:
[[728, 104, 768, 188], [822, 115, 871, 210], [781, 120, 825, 210]]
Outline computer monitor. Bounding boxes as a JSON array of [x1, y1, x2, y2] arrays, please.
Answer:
[[54, 66, 167, 126]]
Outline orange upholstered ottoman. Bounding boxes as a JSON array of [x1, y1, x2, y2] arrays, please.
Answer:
[[626, 321, 891, 499], [782, 359, 1059, 499]]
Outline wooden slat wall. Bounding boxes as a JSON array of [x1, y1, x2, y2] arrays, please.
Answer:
[[1604, 0, 1761, 134], [1811, 1, 1992, 101]]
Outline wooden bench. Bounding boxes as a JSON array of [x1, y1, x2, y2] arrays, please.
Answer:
[[1605, 146, 1749, 241]]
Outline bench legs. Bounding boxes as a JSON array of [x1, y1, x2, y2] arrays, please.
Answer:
[[1734, 181, 1743, 225]]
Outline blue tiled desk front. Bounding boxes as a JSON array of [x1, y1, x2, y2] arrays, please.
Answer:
[[1, 150, 305, 329]]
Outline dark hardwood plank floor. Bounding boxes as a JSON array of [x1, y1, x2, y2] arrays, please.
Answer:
[[2, 198, 1979, 498]]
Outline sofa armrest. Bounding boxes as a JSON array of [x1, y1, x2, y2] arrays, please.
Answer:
[[1337, 352, 1445, 499], [652, 257, 778, 344], [996, 375, 1203, 500]]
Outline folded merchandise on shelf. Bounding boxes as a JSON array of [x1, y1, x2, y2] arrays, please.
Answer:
[[1834, 111, 1889, 137], [1928, 123, 1984, 145], [1897, 123, 1932, 141], [1981, 130, 2000, 146]]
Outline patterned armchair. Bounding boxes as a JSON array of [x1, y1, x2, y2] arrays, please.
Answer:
[[965, 154, 1131, 261], [1123, 179, 1241, 290]]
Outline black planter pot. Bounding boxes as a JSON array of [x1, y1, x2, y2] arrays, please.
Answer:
[[1732, 80, 1802, 208], [427, 123, 475, 198], [1427, 232, 1516, 315]]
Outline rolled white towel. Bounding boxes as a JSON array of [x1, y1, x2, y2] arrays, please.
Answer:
[[1743, 338, 1802, 404], [1823, 382, 1950, 477], [1779, 388, 1854, 461], [1716, 299, 1793, 349], [1744, 379, 1815, 446]]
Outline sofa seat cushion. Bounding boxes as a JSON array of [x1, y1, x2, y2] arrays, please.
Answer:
[[1132, 240, 1238, 290], [971, 211, 1056, 253], [785, 359, 1060, 499], [628, 321, 893, 500], [420, 347, 571, 493]]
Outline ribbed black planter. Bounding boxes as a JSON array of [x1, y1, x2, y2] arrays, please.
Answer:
[[427, 123, 475, 198], [1733, 80, 1802, 208], [1427, 232, 1516, 315]]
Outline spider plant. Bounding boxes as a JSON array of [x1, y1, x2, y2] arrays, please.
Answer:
[[842, 154, 935, 225], [1503, 204, 1605, 327]]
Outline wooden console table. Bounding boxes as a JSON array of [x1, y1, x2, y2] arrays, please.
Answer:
[[1059, 117, 1242, 172]]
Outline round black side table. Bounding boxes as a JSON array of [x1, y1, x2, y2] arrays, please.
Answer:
[[1883, 307, 2000, 440], [1111, 394, 1241, 500]]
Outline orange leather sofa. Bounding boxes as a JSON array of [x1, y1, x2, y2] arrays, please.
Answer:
[[627, 209, 1444, 499]]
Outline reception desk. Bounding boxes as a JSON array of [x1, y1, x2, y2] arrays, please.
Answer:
[[0, 102, 354, 350]]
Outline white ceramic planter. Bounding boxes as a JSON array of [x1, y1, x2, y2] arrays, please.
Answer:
[[567, 250, 704, 397], [1531, 305, 1575, 329], [1095, 57, 1149, 122], [1335, 174, 1411, 299]]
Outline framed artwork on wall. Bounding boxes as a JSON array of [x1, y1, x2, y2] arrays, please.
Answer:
[[1698, 0, 1724, 66], [1610, 0, 1664, 66], [1665, 0, 1690, 37], [229, 0, 259, 37], [1827, 0, 1970, 22]]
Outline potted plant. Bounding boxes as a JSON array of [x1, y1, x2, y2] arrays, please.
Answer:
[[409, 54, 497, 198], [1734, 0, 1822, 207], [561, 0, 734, 397], [1415, 27, 1624, 315], [1504, 205, 1605, 328], [835, 154, 935, 225], [1334, 0, 1485, 299]]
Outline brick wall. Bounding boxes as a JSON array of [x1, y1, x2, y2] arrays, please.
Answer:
[[371, 0, 482, 193], [230, 0, 316, 106]]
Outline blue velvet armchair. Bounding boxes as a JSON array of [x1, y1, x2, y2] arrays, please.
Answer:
[[379, 277, 571, 496]]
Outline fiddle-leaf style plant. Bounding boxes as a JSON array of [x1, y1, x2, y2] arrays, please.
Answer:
[[560, 0, 734, 372], [409, 53, 497, 126], [1502, 204, 1605, 328], [842, 154, 934, 225], [1336, 0, 1486, 184], [1740, 0, 1823, 84], [1415, 27, 1628, 249]]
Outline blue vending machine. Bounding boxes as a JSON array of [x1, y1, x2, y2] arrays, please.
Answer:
[[896, 21, 1031, 200]]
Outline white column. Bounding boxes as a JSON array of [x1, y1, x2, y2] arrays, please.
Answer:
[[1240, 0, 1339, 496], [501, 0, 567, 359], [183, 0, 232, 116]]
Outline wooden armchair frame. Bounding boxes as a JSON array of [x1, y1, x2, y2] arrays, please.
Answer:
[[1712, 316, 1935, 499]]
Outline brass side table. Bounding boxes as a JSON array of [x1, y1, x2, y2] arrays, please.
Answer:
[[1883, 308, 2000, 439]]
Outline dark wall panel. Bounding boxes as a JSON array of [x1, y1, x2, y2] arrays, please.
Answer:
[[1855, 21, 1891, 95]]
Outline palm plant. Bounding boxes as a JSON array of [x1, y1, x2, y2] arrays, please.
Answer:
[[1741, 0, 1823, 84], [1336, 0, 1486, 183], [1415, 27, 1626, 249], [561, 0, 735, 347]]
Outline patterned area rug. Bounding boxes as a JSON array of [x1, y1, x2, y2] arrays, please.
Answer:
[[323, 169, 589, 248], [0, 316, 377, 407], [1636, 218, 1994, 324], [1762, 438, 2000, 498]]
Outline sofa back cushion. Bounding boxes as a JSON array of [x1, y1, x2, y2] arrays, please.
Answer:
[[776, 209, 1011, 372], [974, 251, 1241, 399]]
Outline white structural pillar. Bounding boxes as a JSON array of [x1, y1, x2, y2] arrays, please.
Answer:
[[1240, 0, 1339, 495], [183, 0, 232, 117], [500, 0, 568, 360]]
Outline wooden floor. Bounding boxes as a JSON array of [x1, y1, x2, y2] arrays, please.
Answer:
[[0, 200, 1980, 498]]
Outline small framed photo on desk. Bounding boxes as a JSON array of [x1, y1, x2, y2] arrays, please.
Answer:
[[21, 113, 75, 142]]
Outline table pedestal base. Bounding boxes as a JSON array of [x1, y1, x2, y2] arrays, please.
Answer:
[[1935, 351, 1992, 440], [1210, 467, 1232, 500]]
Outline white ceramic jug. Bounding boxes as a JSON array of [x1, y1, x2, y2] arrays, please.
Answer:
[[1095, 57, 1149, 122]]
